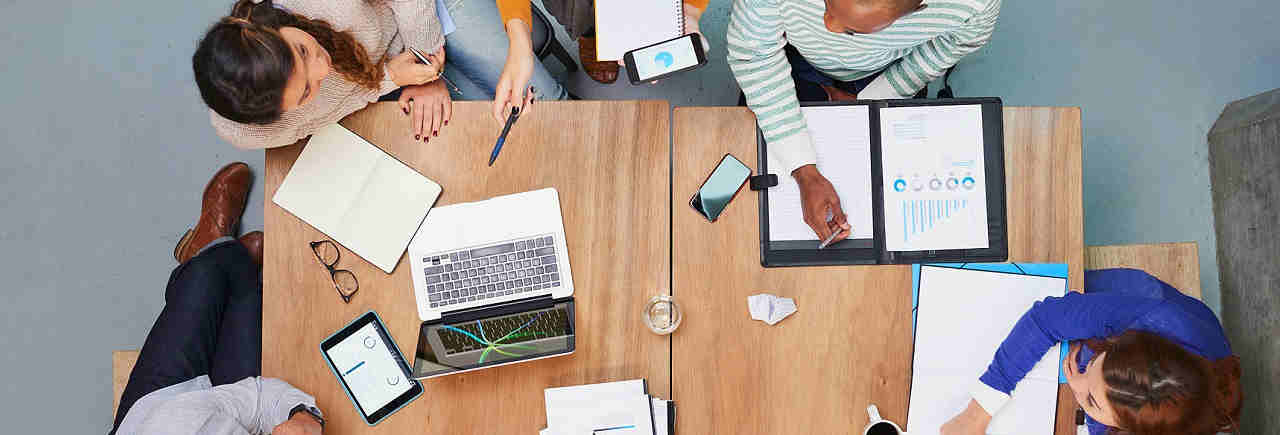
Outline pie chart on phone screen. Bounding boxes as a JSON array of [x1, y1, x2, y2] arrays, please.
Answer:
[[654, 51, 674, 68]]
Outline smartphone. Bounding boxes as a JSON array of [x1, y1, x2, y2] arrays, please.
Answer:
[[690, 153, 751, 222], [623, 33, 708, 85]]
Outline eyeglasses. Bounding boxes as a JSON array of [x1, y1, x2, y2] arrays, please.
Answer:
[[310, 240, 359, 303]]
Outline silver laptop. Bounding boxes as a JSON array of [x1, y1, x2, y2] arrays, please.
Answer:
[[407, 188, 576, 378]]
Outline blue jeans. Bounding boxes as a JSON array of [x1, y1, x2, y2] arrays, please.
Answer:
[[441, 0, 568, 101]]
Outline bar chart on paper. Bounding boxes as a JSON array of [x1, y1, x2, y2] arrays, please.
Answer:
[[879, 104, 990, 252], [901, 199, 971, 243]]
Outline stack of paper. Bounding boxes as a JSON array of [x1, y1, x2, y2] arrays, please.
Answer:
[[540, 379, 675, 435]]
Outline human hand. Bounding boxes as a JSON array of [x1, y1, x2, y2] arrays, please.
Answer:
[[387, 49, 442, 87], [793, 164, 850, 242], [940, 399, 991, 435], [272, 412, 323, 435], [617, 3, 709, 76], [398, 80, 452, 142], [494, 19, 537, 124]]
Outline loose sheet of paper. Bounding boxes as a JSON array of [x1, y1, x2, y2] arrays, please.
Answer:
[[908, 266, 1065, 435], [767, 105, 875, 241], [880, 104, 989, 252]]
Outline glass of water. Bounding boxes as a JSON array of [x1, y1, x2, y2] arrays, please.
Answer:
[[644, 295, 682, 335]]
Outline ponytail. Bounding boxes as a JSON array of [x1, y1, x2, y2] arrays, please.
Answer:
[[1209, 356, 1242, 433]]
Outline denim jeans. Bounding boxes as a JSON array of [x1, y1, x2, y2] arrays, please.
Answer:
[[441, 0, 568, 101], [111, 240, 262, 432]]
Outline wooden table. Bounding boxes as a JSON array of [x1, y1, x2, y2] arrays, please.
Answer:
[[263, 101, 672, 433], [670, 107, 1083, 435]]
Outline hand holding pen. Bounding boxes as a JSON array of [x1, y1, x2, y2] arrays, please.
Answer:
[[407, 47, 461, 95]]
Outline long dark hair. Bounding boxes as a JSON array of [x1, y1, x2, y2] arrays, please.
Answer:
[[1084, 330, 1242, 435], [192, 0, 383, 124]]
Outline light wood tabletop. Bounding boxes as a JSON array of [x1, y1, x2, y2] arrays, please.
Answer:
[[263, 101, 672, 434], [669, 106, 1084, 435]]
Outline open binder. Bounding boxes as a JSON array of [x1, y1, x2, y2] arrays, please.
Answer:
[[751, 98, 1008, 267]]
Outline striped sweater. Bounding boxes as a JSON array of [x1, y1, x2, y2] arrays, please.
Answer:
[[727, 0, 1001, 176]]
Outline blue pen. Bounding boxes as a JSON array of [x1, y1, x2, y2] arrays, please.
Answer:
[[489, 106, 520, 167]]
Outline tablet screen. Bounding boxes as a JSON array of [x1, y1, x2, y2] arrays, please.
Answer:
[[324, 322, 415, 414]]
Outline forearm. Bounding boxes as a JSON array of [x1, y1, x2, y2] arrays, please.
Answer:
[[726, 0, 815, 175]]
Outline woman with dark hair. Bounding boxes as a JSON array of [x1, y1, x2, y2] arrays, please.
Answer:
[[940, 268, 1243, 435], [194, 0, 448, 149]]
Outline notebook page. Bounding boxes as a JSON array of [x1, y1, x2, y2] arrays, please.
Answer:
[[908, 266, 1064, 435], [595, 0, 682, 61], [338, 156, 441, 273], [880, 104, 989, 251], [272, 124, 382, 241], [767, 105, 874, 241]]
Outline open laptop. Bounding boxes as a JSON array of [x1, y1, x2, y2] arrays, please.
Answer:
[[407, 188, 576, 378]]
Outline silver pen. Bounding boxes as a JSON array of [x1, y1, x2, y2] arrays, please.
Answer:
[[818, 227, 847, 250], [407, 46, 461, 94]]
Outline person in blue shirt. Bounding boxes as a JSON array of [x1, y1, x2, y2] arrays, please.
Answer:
[[940, 268, 1243, 435]]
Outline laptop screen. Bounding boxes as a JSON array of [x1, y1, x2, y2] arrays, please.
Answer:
[[412, 299, 575, 378]]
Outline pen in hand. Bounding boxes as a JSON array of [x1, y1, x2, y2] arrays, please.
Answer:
[[407, 46, 461, 94]]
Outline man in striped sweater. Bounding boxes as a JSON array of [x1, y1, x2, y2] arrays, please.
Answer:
[[728, 0, 1001, 242]]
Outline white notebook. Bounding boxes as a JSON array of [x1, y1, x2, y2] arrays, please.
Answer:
[[908, 266, 1065, 435], [595, 0, 684, 61], [272, 124, 442, 273]]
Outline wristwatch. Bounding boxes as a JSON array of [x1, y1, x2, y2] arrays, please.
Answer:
[[289, 404, 325, 428]]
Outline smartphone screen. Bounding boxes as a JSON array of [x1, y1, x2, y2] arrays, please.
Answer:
[[691, 154, 751, 221], [630, 34, 703, 82]]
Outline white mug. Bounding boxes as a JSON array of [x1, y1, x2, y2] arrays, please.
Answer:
[[864, 404, 910, 435]]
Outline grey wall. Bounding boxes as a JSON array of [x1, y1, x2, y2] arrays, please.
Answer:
[[1, 0, 1278, 433]]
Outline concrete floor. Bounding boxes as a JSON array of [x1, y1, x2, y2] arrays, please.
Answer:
[[1, 0, 1277, 433]]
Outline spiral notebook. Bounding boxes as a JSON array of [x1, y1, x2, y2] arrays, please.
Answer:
[[594, 0, 684, 61]]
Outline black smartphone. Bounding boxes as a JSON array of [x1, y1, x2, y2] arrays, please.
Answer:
[[623, 33, 708, 85], [690, 153, 751, 222]]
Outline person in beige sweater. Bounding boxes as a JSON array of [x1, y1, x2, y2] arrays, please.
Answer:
[[194, 0, 448, 149]]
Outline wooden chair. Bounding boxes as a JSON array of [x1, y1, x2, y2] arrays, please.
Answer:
[[1084, 242, 1201, 299], [112, 350, 140, 420]]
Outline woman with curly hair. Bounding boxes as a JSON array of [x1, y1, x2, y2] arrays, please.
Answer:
[[194, 0, 449, 149]]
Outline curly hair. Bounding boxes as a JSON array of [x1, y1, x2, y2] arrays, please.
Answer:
[[193, 0, 384, 124]]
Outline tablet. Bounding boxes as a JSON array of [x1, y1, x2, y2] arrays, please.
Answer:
[[320, 311, 423, 425]]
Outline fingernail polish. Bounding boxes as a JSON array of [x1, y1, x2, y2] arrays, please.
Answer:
[[415, 134, 421, 140], [433, 131, 438, 137], [403, 108, 409, 115], [444, 120, 449, 126]]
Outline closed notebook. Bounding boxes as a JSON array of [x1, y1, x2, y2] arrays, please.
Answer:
[[594, 0, 684, 61], [272, 124, 442, 273]]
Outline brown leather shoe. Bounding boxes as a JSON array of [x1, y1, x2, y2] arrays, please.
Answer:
[[238, 231, 263, 266], [173, 162, 253, 264], [577, 35, 619, 84]]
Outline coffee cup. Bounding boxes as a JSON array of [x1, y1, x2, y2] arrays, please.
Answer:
[[864, 404, 909, 435]]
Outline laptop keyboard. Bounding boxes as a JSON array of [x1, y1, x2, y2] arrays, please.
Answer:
[[438, 308, 571, 354], [422, 235, 562, 309]]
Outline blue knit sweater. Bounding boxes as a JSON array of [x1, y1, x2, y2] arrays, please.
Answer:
[[977, 268, 1232, 434]]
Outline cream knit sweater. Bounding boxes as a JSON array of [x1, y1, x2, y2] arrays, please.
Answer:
[[210, 0, 443, 149]]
